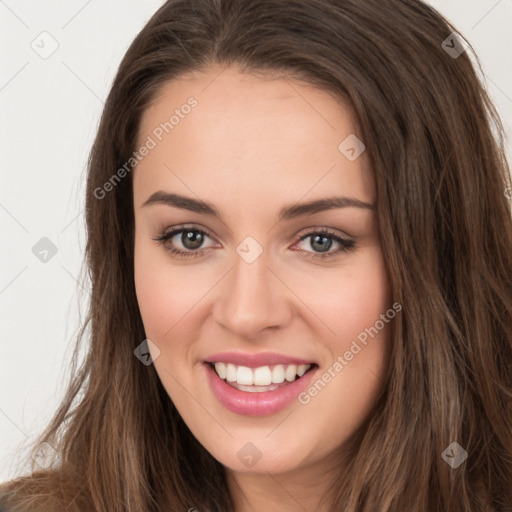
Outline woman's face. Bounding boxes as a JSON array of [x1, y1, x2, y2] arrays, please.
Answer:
[[133, 65, 393, 475]]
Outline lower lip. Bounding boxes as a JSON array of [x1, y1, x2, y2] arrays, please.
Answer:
[[203, 362, 318, 416]]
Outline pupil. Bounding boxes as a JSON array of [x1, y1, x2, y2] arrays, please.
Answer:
[[183, 231, 203, 249], [311, 235, 332, 253]]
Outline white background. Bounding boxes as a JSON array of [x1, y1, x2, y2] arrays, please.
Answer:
[[1, 0, 511, 482]]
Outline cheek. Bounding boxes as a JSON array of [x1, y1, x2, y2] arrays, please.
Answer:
[[317, 248, 392, 416], [134, 236, 180, 339], [134, 250, 167, 335], [300, 246, 391, 350], [307, 247, 392, 409], [340, 252, 391, 339], [133, 240, 215, 360], [134, 233, 190, 332], [338, 248, 392, 373]]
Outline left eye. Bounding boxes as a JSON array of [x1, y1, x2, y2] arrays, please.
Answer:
[[152, 226, 356, 260], [294, 230, 355, 259]]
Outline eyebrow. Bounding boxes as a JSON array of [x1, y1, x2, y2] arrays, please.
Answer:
[[141, 191, 375, 221]]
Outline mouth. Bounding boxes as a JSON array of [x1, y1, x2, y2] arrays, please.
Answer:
[[203, 360, 319, 416], [208, 361, 317, 392]]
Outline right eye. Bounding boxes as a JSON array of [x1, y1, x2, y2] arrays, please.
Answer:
[[152, 225, 218, 259]]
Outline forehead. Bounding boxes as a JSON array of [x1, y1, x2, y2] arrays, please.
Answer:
[[133, 65, 374, 210]]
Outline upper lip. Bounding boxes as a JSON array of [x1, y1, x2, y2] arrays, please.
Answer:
[[204, 351, 316, 367]]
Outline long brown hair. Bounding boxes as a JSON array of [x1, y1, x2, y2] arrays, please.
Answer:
[[2, 0, 511, 510]]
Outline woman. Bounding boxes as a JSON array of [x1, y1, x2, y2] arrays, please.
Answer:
[[1, 0, 511, 510]]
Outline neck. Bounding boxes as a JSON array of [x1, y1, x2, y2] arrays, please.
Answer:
[[226, 452, 341, 512]]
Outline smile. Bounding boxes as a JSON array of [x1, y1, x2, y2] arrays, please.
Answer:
[[211, 362, 312, 390], [203, 355, 318, 416]]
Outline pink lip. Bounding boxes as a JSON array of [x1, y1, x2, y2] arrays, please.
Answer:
[[204, 351, 315, 368], [203, 362, 318, 416]]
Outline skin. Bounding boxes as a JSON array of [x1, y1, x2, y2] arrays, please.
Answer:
[[133, 64, 393, 512]]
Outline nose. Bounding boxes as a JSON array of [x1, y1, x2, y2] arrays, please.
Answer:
[[212, 248, 293, 341]]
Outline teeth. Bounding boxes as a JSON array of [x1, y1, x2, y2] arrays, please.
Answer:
[[285, 365, 297, 382], [253, 366, 272, 386], [226, 363, 237, 382], [237, 366, 254, 385], [236, 383, 280, 392], [214, 362, 226, 379], [271, 364, 285, 384], [297, 364, 309, 377], [212, 362, 311, 386]]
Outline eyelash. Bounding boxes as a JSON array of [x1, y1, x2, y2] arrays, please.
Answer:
[[152, 227, 355, 260], [151, 225, 356, 261]]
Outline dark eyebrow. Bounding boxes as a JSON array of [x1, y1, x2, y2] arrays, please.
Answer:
[[278, 196, 375, 220], [141, 191, 375, 220], [142, 191, 221, 216]]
